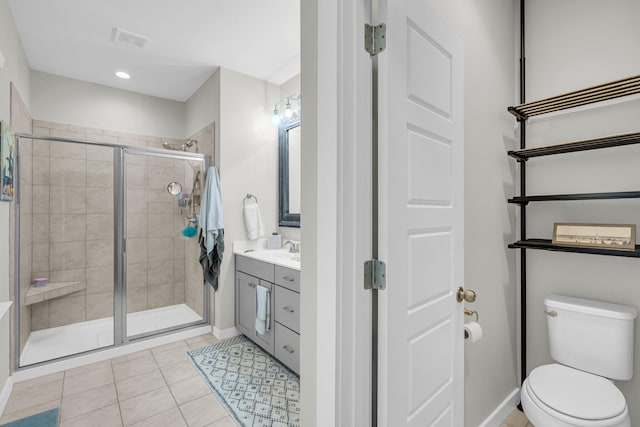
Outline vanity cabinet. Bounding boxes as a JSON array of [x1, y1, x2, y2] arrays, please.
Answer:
[[235, 255, 300, 374]]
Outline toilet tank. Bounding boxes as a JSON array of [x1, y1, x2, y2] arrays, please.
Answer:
[[545, 294, 638, 380]]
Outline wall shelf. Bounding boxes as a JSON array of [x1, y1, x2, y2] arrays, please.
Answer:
[[24, 281, 86, 306], [508, 190, 640, 204], [508, 74, 640, 120], [507, 70, 640, 391], [508, 132, 640, 161], [509, 239, 640, 258]]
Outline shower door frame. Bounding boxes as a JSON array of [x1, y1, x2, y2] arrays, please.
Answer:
[[13, 133, 212, 371]]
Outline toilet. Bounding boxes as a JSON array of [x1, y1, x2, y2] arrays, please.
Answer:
[[521, 294, 637, 427]]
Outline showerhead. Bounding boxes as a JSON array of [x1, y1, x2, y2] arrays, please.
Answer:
[[162, 139, 198, 152]]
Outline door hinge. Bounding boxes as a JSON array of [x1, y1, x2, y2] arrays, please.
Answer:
[[364, 260, 386, 290], [364, 23, 386, 56]]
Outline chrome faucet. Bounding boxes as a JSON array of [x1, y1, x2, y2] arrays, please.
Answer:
[[283, 240, 299, 254]]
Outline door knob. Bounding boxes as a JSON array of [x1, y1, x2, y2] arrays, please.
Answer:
[[457, 287, 476, 303]]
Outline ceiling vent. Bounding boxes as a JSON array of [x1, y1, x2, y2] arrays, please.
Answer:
[[112, 27, 149, 49]]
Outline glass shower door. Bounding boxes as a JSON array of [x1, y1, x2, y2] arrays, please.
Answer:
[[18, 138, 116, 366], [123, 148, 207, 339]]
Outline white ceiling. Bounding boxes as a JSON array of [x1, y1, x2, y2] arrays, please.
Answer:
[[8, 0, 300, 102]]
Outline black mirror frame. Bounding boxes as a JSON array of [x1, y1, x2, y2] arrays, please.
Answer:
[[278, 117, 301, 228]]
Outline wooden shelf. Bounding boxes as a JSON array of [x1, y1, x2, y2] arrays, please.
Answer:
[[508, 74, 640, 120], [24, 281, 86, 306], [508, 239, 640, 258], [508, 190, 640, 204], [508, 132, 640, 161]]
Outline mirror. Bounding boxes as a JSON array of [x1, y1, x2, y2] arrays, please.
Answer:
[[167, 181, 182, 195], [279, 118, 301, 227]]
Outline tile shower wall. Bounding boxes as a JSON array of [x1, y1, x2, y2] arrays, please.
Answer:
[[124, 153, 190, 316], [10, 83, 34, 353], [185, 123, 215, 319], [28, 120, 211, 330]]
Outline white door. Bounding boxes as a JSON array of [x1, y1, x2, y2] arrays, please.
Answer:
[[378, 0, 465, 425]]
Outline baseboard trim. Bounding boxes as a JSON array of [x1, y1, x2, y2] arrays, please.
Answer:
[[213, 326, 241, 340], [478, 388, 520, 427], [0, 375, 13, 417]]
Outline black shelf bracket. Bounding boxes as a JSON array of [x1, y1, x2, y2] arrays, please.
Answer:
[[508, 190, 640, 204], [509, 239, 640, 258]]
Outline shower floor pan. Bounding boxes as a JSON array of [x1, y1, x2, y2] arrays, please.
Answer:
[[20, 303, 202, 366]]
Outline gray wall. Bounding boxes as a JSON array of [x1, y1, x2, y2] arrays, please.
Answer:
[[215, 68, 279, 331], [524, 0, 640, 423], [30, 71, 186, 139], [184, 70, 220, 141]]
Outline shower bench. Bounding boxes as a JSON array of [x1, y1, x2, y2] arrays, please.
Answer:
[[23, 281, 86, 306]]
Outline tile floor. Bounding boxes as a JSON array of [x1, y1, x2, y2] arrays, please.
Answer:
[[0, 333, 236, 427], [500, 409, 534, 427], [2, 334, 534, 427]]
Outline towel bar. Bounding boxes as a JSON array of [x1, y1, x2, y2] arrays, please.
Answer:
[[243, 194, 258, 206]]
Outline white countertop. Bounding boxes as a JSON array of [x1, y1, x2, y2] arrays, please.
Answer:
[[233, 239, 301, 271]]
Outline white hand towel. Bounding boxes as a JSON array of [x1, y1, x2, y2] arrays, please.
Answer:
[[243, 203, 264, 240], [255, 285, 271, 335]]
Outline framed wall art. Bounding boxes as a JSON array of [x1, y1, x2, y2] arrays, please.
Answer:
[[1, 121, 15, 201], [552, 222, 636, 250]]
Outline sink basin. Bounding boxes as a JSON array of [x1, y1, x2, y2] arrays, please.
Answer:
[[247, 249, 294, 259], [239, 249, 301, 270]]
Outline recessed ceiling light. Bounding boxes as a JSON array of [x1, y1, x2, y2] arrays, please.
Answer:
[[115, 71, 130, 79]]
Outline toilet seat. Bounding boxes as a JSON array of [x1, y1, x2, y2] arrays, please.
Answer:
[[522, 364, 630, 427]]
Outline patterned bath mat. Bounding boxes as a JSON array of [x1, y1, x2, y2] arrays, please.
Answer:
[[186, 335, 300, 427], [0, 408, 59, 427]]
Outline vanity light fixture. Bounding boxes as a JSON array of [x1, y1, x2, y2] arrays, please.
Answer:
[[272, 108, 281, 126], [285, 99, 294, 118], [271, 93, 301, 127], [115, 71, 131, 79]]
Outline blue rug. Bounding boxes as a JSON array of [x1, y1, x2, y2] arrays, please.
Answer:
[[186, 335, 300, 427], [0, 408, 59, 427]]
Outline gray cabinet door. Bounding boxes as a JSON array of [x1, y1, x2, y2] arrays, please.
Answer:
[[235, 271, 275, 353], [253, 280, 274, 352], [236, 271, 258, 338]]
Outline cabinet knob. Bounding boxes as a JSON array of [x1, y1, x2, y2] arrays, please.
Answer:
[[283, 345, 295, 354], [282, 276, 295, 282], [283, 306, 295, 313], [249, 282, 256, 288]]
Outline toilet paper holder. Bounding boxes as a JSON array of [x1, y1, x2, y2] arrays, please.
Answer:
[[464, 309, 479, 322]]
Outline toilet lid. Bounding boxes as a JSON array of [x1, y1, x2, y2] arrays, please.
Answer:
[[528, 364, 627, 420]]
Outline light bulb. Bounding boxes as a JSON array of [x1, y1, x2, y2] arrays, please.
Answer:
[[285, 100, 293, 118], [115, 71, 131, 79], [272, 109, 281, 126]]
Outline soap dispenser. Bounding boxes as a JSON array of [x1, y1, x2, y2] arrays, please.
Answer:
[[268, 232, 282, 249]]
